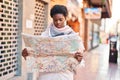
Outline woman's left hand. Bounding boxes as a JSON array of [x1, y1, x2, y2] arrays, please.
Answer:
[[74, 52, 83, 62]]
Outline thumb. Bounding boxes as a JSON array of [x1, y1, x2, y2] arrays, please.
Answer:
[[23, 56, 26, 60]]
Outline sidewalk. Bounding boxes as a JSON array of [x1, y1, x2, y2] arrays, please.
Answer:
[[9, 44, 120, 80], [74, 44, 120, 80]]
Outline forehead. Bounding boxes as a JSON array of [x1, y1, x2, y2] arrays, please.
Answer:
[[52, 14, 65, 19]]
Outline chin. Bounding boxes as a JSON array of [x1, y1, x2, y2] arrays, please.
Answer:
[[56, 26, 64, 28], [57, 27, 62, 28]]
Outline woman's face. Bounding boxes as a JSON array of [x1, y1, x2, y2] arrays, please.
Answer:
[[52, 14, 66, 28]]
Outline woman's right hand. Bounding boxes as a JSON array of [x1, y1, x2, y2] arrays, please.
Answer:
[[22, 48, 29, 60]]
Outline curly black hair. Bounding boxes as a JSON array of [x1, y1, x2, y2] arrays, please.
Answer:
[[50, 5, 68, 18]]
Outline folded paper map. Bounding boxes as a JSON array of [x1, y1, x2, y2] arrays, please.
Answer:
[[22, 33, 84, 72]]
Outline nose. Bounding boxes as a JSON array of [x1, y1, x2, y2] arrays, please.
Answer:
[[56, 20, 60, 24]]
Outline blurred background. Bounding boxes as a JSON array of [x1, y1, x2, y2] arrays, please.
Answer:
[[0, 0, 120, 80]]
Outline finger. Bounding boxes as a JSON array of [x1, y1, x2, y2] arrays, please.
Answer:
[[24, 56, 26, 60], [77, 57, 82, 62], [75, 53, 83, 57]]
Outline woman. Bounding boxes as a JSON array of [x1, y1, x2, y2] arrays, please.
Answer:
[[22, 5, 84, 80]]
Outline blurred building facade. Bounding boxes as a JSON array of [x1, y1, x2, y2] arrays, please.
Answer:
[[84, 0, 112, 50], [0, 0, 112, 79]]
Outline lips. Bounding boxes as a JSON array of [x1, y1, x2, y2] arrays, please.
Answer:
[[56, 25, 62, 28]]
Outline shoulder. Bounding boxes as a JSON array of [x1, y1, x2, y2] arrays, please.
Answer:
[[65, 25, 76, 34], [41, 25, 51, 37]]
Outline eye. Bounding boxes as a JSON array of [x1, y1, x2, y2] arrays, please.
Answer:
[[54, 18, 63, 22], [59, 18, 63, 21]]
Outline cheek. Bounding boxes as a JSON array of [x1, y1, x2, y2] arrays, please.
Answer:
[[53, 22, 58, 26], [54, 21, 64, 28], [59, 21, 65, 27], [60, 20, 66, 25]]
